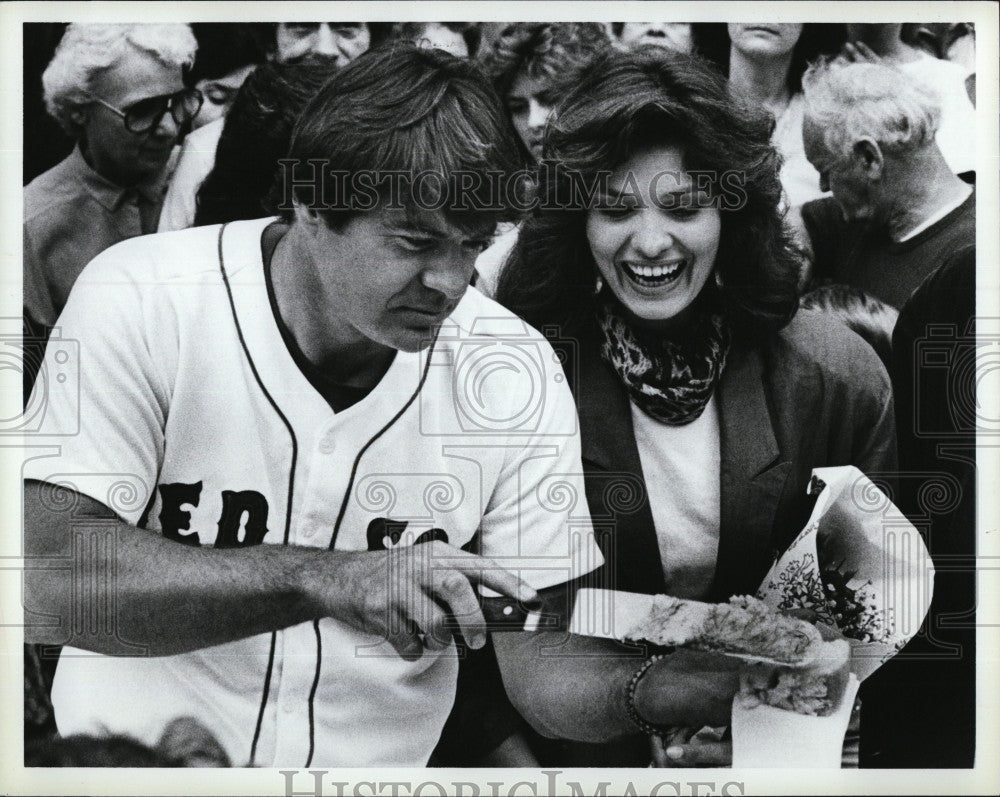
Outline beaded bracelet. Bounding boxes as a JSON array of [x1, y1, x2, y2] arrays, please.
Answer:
[[625, 649, 677, 737]]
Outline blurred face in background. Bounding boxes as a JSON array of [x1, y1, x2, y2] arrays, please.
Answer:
[[275, 23, 371, 65], [192, 64, 256, 129], [81, 44, 186, 186], [586, 145, 721, 331], [727, 23, 803, 59], [619, 23, 693, 53], [505, 70, 553, 160], [410, 23, 469, 57]]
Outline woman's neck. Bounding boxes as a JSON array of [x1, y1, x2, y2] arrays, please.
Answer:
[[728, 46, 793, 116]]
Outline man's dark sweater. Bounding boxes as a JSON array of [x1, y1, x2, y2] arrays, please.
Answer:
[[803, 190, 975, 309]]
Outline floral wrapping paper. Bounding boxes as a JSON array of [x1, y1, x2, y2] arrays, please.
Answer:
[[755, 465, 934, 681], [730, 465, 934, 767]]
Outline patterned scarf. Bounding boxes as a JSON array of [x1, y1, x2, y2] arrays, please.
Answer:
[[596, 291, 731, 425]]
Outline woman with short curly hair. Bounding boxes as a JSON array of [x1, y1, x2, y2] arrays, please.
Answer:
[[479, 22, 612, 161]]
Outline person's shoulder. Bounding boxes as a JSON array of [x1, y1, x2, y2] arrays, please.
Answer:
[[24, 155, 85, 222], [77, 224, 228, 287], [770, 309, 889, 387], [901, 244, 975, 328]]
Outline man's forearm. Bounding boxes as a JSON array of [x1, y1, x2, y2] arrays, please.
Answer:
[[23, 480, 323, 655]]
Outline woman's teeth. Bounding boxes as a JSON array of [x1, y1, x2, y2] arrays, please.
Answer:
[[621, 259, 685, 287]]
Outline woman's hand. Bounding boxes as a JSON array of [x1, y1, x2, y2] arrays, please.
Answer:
[[650, 726, 732, 767]]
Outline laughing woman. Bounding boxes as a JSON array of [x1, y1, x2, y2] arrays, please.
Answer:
[[495, 47, 897, 766]]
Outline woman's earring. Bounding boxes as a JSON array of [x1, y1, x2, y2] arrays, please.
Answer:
[[714, 270, 724, 289], [595, 274, 604, 294]]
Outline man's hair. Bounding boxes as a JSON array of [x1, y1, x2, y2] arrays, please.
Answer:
[[496, 47, 801, 338], [195, 56, 340, 226], [800, 284, 898, 369], [282, 43, 529, 231], [478, 23, 612, 100], [801, 57, 942, 161], [187, 23, 266, 84], [42, 23, 197, 135], [391, 22, 482, 57]]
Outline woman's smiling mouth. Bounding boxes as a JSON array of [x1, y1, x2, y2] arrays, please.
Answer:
[[619, 258, 688, 288]]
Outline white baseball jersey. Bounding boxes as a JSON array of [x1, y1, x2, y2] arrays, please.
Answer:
[[24, 217, 603, 767]]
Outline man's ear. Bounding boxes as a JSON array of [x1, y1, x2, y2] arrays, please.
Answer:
[[291, 201, 326, 234], [852, 137, 884, 180], [68, 104, 88, 129]]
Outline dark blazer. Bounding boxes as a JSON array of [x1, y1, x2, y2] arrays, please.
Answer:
[[548, 308, 897, 765]]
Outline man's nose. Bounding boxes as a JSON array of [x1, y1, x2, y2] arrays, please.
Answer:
[[152, 107, 180, 139], [527, 98, 549, 130], [312, 24, 340, 56], [420, 253, 474, 300]]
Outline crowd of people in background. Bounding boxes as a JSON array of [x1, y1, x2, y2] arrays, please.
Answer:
[[21, 19, 978, 770]]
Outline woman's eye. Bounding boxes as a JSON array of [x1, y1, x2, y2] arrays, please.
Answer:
[[669, 206, 699, 219], [205, 88, 230, 105], [597, 201, 637, 219]]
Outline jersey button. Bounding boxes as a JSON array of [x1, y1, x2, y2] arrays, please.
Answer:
[[318, 431, 336, 455]]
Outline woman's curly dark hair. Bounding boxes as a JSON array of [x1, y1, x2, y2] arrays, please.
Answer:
[[495, 47, 802, 338], [478, 22, 612, 100]]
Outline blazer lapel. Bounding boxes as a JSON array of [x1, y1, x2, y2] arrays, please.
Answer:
[[576, 343, 666, 595], [710, 336, 792, 600]]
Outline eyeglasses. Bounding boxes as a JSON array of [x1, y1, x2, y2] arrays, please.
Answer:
[[89, 87, 204, 134]]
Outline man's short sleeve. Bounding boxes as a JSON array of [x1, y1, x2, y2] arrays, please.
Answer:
[[22, 248, 171, 524], [475, 338, 604, 591]]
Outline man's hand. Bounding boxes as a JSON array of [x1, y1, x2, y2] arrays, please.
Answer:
[[302, 542, 539, 661]]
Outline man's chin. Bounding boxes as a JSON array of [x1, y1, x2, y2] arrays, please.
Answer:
[[390, 328, 440, 353]]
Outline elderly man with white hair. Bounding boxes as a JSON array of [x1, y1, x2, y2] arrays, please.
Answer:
[[799, 57, 974, 310], [23, 24, 201, 329]]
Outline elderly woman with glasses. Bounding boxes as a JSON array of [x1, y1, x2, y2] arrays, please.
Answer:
[[24, 23, 200, 331], [495, 47, 897, 766]]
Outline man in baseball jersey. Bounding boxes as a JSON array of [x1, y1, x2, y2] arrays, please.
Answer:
[[23, 45, 740, 767]]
